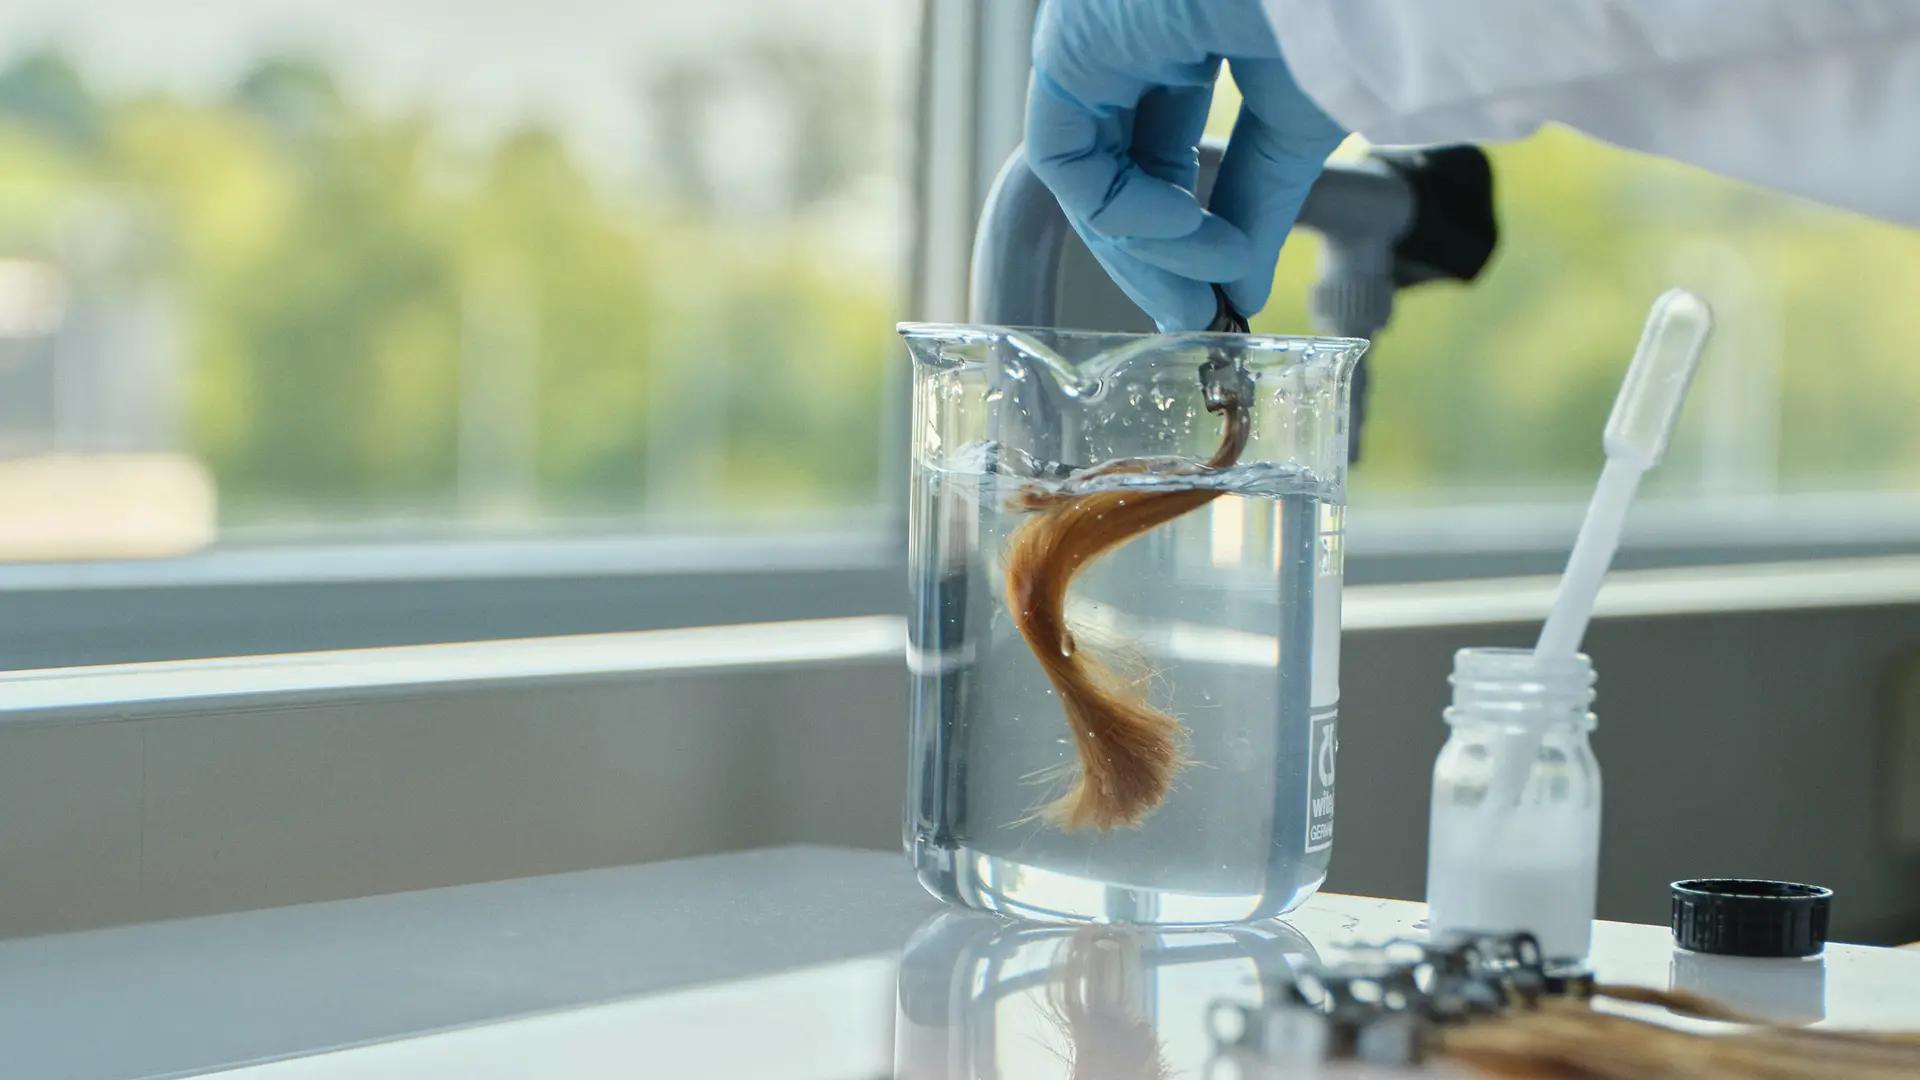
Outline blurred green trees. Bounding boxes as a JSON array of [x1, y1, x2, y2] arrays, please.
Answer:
[[1248, 129, 1920, 502], [0, 46, 1914, 536], [0, 48, 896, 530]]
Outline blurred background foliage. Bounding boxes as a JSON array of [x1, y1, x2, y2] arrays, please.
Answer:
[[0, 45, 897, 532], [0, 45, 1915, 539]]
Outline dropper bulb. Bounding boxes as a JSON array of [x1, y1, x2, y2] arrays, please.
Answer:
[[1603, 289, 1714, 470]]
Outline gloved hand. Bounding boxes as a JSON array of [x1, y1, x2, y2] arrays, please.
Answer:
[[1027, 0, 1347, 331]]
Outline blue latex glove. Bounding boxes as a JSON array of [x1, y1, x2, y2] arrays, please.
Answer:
[[1027, 0, 1347, 331]]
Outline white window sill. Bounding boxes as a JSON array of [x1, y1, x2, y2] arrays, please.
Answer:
[[8, 553, 1920, 721], [1343, 552, 1920, 630], [0, 616, 902, 722]]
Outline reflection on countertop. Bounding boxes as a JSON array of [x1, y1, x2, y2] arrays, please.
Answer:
[[895, 912, 1318, 1080]]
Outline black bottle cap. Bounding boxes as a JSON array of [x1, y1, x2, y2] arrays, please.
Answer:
[[1671, 879, 1833, 958]]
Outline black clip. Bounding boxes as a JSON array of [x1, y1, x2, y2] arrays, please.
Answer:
[[1206, 283, 1250, 334]]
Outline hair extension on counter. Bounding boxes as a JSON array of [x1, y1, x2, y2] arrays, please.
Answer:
[[1441, 986, 1920, 1080]]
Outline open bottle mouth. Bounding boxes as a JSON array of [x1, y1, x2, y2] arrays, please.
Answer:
[[1446, 646, 1597, 723]]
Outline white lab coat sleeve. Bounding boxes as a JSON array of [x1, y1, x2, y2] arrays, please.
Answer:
[[1260, 0, 1920, 227]]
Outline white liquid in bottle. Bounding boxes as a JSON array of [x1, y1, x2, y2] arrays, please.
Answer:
[[1427, 801, 1600, 961]]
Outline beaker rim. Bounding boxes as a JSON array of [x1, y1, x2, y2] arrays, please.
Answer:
[[896, 321, 1368, 354]]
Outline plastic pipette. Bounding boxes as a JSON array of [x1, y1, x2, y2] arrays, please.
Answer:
[[1536, 289, 1715, 658], [1482, 289, 1714, 818]]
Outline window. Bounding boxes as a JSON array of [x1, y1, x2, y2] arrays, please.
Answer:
[[11, 5, 1918, 668], [0, 0, 914, 562]]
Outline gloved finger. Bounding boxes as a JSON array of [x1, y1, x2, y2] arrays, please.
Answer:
[[1129, 79, 1216, 192], [1114, 214, 1254, 283], [1036, 74, 1238, 326], [1205, 57, 1346, 315], [1072, 221, 1221, 333], [1026, 72, 1205, 241], [1110, 77, 1259, 289]]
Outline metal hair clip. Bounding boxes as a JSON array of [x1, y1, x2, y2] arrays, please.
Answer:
[[1199, 284, 1255, 416], [1209, 931, 1595, 1068]]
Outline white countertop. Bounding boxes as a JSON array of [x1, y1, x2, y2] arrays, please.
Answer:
[[1, 846, 1913, 1080]]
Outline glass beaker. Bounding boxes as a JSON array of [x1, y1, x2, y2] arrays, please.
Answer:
[[900, 323, 1366, 925]]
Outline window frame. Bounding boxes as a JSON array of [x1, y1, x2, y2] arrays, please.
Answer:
[[0, 533, 900, 670]]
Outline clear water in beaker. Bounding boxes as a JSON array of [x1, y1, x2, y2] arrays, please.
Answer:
[[900, 324, 1364, 925]]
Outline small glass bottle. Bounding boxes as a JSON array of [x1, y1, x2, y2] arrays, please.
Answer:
[[1424, 647, 1602, 962]]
